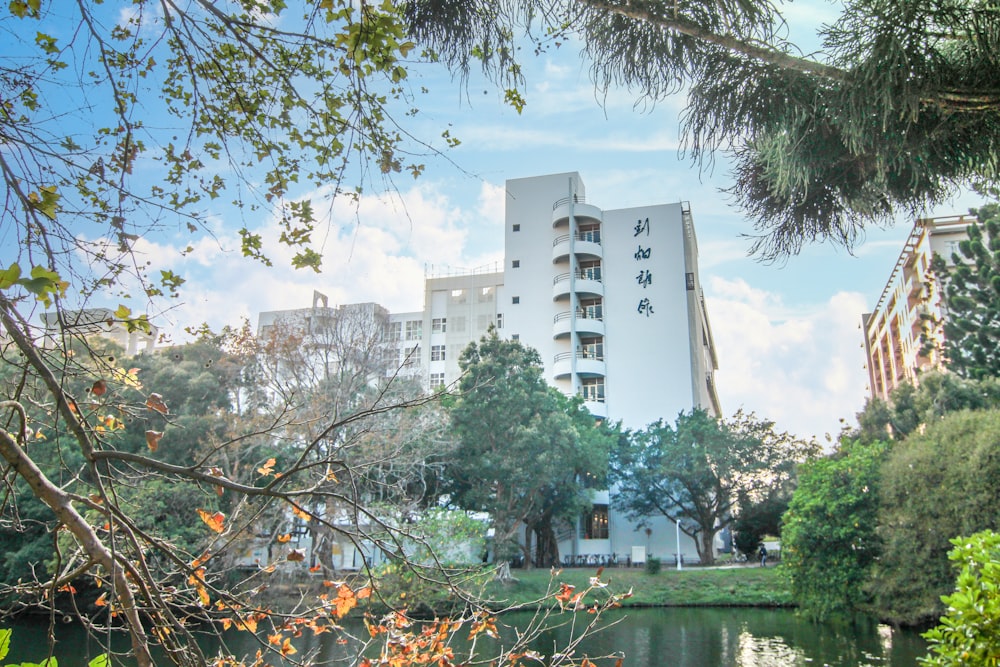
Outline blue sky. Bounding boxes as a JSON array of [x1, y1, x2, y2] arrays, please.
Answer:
[[10, 2, 984, 442]]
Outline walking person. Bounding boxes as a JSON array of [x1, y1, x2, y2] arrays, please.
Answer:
[[758, 544, 768, 567]]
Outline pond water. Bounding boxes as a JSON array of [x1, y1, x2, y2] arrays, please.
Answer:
[[2, 607, 928, 666]]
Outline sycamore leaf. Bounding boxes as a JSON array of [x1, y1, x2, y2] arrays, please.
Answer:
[[145, 430, 163, 452], [90, 380, 107, 396], [308, 564, 322, 573], [197, 508, 225, 533], [276, 534, 291, 544], [286, 549, 306, 562], [333, 584, 358, 618], [145, 393, 168, 414]]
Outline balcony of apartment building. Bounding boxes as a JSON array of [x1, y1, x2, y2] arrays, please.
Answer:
[[551, 195, 603, 229], [551, 224, 604, 264], [552, 263, 605, 300], [552, 299, 606, 338], [553, 336, 607, 379], [579, 377, 608, 418]]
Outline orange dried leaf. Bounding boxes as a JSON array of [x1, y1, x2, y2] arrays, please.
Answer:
[[280, 638, 297, 657], [257, 457, 276, 476], [94, 592, 108, 607], [145, 430, 163, 452], [286, 548, 306, 562], [355, 586, 372, 599], [145, 392, 169, 415], [197, 585, 210, 607], [277, 533, 291, 544], [290, 505, 312, 521], [91, 380, 107, 396], [197, 508, 225, 533], [309, 564, 322, 573], [333, 584, 358, 618]]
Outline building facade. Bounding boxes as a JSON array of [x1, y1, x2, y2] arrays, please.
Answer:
[[862, 215, 972, 402], [255, 172, 721, 566]]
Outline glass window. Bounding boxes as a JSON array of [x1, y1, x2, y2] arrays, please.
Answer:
[[512, 296, 520, 304], [580, 260, 602, 281], [581, 336, 604, 360], [580, 298, 603, 321], [429, 373, 445, 388], [582, 504, 609, 540], [580, 378, 605, 402], [431, 345, 445, 361], [405, 320, 422, 341], [386, 321, 402, 342], [432, 318, 446, 333]]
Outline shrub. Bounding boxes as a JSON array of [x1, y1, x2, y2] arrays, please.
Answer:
[[645, 557, 661, 575]]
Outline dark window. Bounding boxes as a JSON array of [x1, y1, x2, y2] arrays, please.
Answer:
[[583, 504, 609, 540], [512, 296, 520, 304], [513, 224, 521, 232], [512, 260, 520, 268]]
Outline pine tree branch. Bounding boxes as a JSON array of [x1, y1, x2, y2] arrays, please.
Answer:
[[577, 0, 849, 80]]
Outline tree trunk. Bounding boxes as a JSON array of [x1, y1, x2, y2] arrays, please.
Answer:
[[700, 529, 716, 566], [522, 526, 534, 571], [533, 520, 560, 568], [493, 560, 517, 583]]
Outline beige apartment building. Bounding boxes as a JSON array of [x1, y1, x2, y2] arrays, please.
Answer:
[[862, 215, 972, 401]]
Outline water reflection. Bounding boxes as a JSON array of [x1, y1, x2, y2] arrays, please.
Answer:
[[1, 607, 927, 667]]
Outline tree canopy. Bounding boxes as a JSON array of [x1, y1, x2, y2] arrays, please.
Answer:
[[407, 0, 1000, 259], [443, 330, 614, 571], [612, 409, 816, 565], [928, 204, 1000, 380]]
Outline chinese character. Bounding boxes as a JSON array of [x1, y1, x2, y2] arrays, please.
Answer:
[[637, 298, 654, 316], [633, 217, 650, 237], [634, 245, 651, 260], [636, 269, 652, 288]]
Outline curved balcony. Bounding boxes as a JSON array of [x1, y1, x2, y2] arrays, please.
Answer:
[[582, 399, 608, 419], [552, 271, 605, 300], [551, 233, 604, 263], [552, 351, 607, 379], [551, 197, 603, 229], [552, 311, 606, 339]]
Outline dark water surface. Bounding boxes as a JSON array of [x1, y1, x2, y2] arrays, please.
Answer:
[[2, 607, 927, 666]]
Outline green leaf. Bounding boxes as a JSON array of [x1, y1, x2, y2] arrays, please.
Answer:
[[87, 655, 110, 667], [0, 628, 10, 660], [0, 264, 21, 290]]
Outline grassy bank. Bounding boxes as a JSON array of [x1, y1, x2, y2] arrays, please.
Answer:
[[479, 564, 793, 610]]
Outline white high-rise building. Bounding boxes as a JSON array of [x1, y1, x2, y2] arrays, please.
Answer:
[[503, 172, 720, 424], [255, 172, 721, 565]]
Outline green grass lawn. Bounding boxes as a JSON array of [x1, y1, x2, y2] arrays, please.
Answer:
[[478, 564, 793, 610]]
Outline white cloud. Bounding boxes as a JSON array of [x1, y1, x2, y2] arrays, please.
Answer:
[[706, 277, 869, 443]]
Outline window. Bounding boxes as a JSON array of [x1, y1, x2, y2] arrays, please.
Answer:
[[477, 314, 492, 330], [580, 259, 602, 281], [512, 334, 520, 341], [450, 289, 467, 304], [386, 321, 402, 342], [580, 298, 603, 321], [512, 259, 520, 268], [579, 223, 601, 244], [405, 320, 422, 341], [582, 504, 609, 540], [432, 318, 446, 333], [580, 378, 605, 402], [479, 286, 494, 302], [580, 336, 604, 360], [431, 345, 445, 362], [512, 224, 521, 232], [496, 313, 503, 329], [451, 316, 466, 332], [512, 296, 520, 304], [402, 345, 420, 367], [429, 373, 445, 388]]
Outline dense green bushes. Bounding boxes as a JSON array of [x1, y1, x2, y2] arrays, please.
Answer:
[[781, 440, 887, 621], [874, 410, 1000, 625]]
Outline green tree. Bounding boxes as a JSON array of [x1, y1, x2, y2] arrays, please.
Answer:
[[444, 330, 613, 575], [922, 530, 1000, 667], [874, 410, 1000, 626], [407, 0, 1000, 259], [928, 204, 1000, 380], [852, 372, 1000, 442], [732, 491, 790, 560], [613, 409, 815, 565], [781, 440, 887, 621]]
